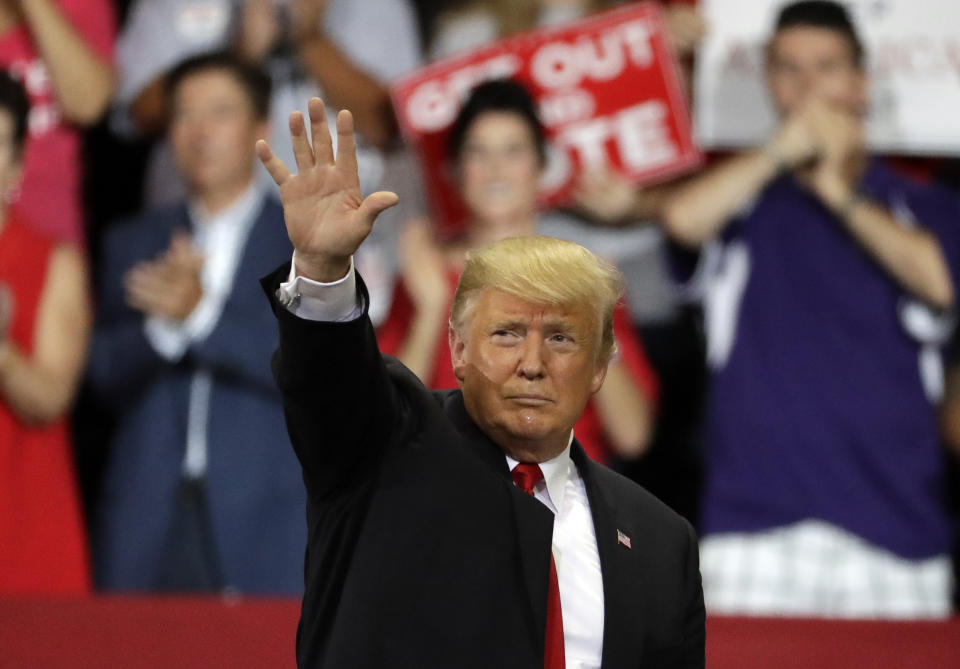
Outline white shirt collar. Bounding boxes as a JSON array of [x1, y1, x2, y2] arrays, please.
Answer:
[[505, 432, 575, 515], [188, 179, 264, 232]]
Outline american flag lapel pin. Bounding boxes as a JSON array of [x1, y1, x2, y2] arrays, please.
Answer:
[[617, 529, 632, 549]]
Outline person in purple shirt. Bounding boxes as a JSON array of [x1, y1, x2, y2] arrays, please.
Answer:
[[662, 0, 960, 617]]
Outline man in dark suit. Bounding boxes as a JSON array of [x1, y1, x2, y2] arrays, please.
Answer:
[[90, 53, 303, 594], [258, 97, 705, 668]]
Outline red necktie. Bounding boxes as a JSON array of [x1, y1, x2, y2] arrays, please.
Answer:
[[511, 463, 565, 669]]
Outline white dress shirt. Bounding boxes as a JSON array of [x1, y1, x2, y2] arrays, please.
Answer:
[[278, 259, 606, 668], [506, 444, 605, 669], [143, 181, 265, 478]]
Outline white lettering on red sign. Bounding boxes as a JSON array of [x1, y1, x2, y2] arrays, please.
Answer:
[[616, 100, 677, 168], [531, 19, 655, 90], [559, 100, 676, 171], [560, 116, 610, 167], [28, 104, 60, 135], [405, 54, 522, 132], [539, 90, 596, 127], [6, 59, 58, 135]]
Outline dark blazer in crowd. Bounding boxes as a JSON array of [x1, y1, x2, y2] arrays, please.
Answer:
[[89, 197, 304, 594], [263, 267, 705, 668]]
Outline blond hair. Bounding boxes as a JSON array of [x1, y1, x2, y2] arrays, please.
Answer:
[[450, 236, 624, 364]]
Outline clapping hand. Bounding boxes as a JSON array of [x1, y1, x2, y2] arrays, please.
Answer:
[[768, 97, 864, 176], [124, 231, 204, 321], [803, 100, 864, 205], [574, 168, 640, 225], [766, 99, 822, 171], [239, 0, 328, 60], [256, 97, 398, 283], [287, 0, 328, 43], [398, 218, 449, 315], [768, 97, 865, 210], [239, 0, 283, 61], [664, 4, 707, 57]]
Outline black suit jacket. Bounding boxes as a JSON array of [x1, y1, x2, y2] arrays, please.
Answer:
[[263, 265, 705, 668]]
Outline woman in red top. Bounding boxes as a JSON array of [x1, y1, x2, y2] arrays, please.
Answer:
[[0, 0, 114, 245], [0, 71, 91, 593], [378, 80, 658, 464]]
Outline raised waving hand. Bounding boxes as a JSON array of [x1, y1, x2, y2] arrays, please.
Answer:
[[256, 97, 399, 282]]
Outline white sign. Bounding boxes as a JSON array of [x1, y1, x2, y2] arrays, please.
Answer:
[[695, 0, 960, 155]]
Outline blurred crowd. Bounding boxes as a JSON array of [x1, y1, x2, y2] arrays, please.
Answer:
[[1, 0, 959, 622]]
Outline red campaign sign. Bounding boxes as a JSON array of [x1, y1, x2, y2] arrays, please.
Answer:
[[391, 2, 701, 231]]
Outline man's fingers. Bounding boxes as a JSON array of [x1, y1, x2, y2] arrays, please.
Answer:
[[289, 111, 315, 172], [125, 283, 169, 316], [169, 231, 199, 260], [125, 264, 174, 297], [169, 235, 204, 270], [143, 255, 179, 281], [357, 190, 399, 225], [308, 98, 334, 165], [126, 269, 189, 319], [335, 109, 359, 174], [130, 292, 178, 319], [124, 290, 151, 314], [256, 139, 291, 186]]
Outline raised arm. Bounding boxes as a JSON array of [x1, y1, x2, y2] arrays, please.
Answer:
[[800, 103, 954, 308], [661, 105, 820, 248], [258, 97, 401, 494], [239, 0, 400, 150], [18, 0, 115, 125]]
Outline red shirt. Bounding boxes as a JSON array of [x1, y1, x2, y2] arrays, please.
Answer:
[[0, 0, 115, 245]]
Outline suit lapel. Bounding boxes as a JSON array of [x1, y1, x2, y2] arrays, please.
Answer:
[[444, 392, 554, 654], [151, 204, 191, 260], [217, 190, 269, 294], [571, 444, 645, 668]]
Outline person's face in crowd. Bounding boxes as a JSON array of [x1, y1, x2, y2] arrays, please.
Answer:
[[457, 111, 543, 227], [450, 288, 607, 459], [766, 26, 867, 117], [169, 69, 267, 197], [0, 108, 22, 212]]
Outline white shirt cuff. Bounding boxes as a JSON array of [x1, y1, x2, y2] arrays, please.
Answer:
[[144, 315, 191, 362], [143, 290, 227, 359], [277, 253, 364, 322], [182, 289, 227, 343]]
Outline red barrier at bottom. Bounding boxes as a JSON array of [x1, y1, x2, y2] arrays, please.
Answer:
[[1, 596, 958, 668], [706, 615, 960, 669], [0, 596, 300, 668]]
